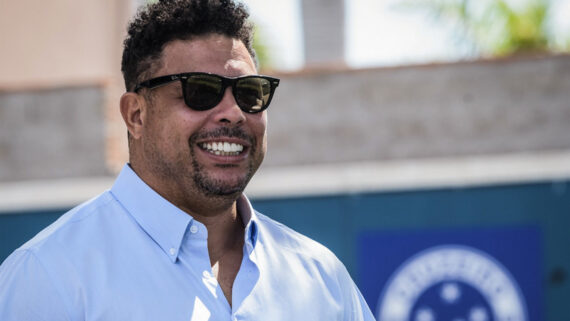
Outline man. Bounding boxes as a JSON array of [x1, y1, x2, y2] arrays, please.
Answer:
[[0, 1, 375, 320]]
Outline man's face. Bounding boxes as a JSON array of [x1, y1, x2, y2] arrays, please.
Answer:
[[134, 35, 267, 205]]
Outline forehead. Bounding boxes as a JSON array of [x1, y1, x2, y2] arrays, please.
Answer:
[[156, 34, 256, 77]]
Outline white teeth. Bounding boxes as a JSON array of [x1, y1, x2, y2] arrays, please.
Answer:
[[200, 142, 244, 156]]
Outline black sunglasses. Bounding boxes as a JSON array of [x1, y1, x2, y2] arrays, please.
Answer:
[[133, 72, 280, 113]]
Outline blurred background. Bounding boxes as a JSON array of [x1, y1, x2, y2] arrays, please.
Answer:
[[1, 0, 569, 320]]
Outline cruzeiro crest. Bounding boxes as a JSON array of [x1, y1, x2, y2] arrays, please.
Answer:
[[376, 245, 528, 321]]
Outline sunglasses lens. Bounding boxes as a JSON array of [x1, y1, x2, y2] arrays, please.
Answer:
[[235, 77, 272, 113], [181, 74, 275, 112], [183, 74, 223, 110]]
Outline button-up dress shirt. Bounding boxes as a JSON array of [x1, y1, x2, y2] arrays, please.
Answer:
[[0, 165, 375, 321]]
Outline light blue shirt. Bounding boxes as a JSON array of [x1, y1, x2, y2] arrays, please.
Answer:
[[0, 165, 374, 321]]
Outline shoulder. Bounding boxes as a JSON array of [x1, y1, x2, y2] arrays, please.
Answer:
[[254, 211, 343, 268], [0, 248, 74, 320], [253, 211, 376, 320], [0, 191, 123, 318], [15, 191, 119, 256]]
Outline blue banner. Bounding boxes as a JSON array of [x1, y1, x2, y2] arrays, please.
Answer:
[[358, 226, 542, 321]]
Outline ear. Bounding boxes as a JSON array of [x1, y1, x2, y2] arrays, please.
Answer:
[[120, 92, 145, 139]]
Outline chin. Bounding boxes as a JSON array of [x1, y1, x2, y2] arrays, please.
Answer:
[[194, 173, 251, 198]]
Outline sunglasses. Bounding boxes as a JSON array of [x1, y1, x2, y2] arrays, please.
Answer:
[[133, 72, 280, 113]]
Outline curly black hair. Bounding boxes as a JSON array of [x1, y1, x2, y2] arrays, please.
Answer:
[[121, 0, 256, 92]]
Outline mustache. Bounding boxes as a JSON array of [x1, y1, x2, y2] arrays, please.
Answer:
[[190, 127, 255, 145]]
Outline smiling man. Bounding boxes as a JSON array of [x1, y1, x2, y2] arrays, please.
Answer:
[[0, 1, 374, 320]]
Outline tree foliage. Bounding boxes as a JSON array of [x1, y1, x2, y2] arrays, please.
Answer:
[[252, 25, 272, 71], [400, 0, 569, 57]]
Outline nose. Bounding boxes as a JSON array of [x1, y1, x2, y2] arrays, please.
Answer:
[[213, 87, 246, 125]]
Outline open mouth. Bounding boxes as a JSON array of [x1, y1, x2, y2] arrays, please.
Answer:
[[200, 141, 245, 156]]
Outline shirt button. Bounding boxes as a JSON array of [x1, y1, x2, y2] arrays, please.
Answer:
[[190, 225, 198, 234], [202, 270, 210, 278], [169, 248, 176, 255]]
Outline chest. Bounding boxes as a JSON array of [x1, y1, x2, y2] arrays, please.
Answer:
[[68, 231, 344, 321], [212, 248, 243, 306], [78, 254, 228, 320]]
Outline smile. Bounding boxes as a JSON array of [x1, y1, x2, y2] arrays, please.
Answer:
[[200, 142, 244, 156]]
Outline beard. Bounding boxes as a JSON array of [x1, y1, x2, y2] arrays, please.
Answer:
[[191, 161, 254, 196], [140, 123, 264, 208], [188, 126, 263, 197]]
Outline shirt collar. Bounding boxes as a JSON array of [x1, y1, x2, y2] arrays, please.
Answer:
[[110, 164, 259, 261], [237, 194, 259, 248], [110, 164, 192, 262]]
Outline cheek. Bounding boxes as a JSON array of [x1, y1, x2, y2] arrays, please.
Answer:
[[261, 135, 267, 154], [142, 98, 204, 151], [251, 113, 267, 137], [145, 118, 190, 152], [258, 114, 268, 144], [256, 117, 268, 157]]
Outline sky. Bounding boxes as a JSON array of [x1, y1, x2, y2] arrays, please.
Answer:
[[243, 0, 570, 71]]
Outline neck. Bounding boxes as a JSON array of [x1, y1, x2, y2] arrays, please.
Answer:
[[196, 201, 246, 307], [189, 202, 245, 265]]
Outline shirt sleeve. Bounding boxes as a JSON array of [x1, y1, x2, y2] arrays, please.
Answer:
[[345, 277, 377, 321], [0, 249, 72, 321], [336, 261, 377, 321]]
